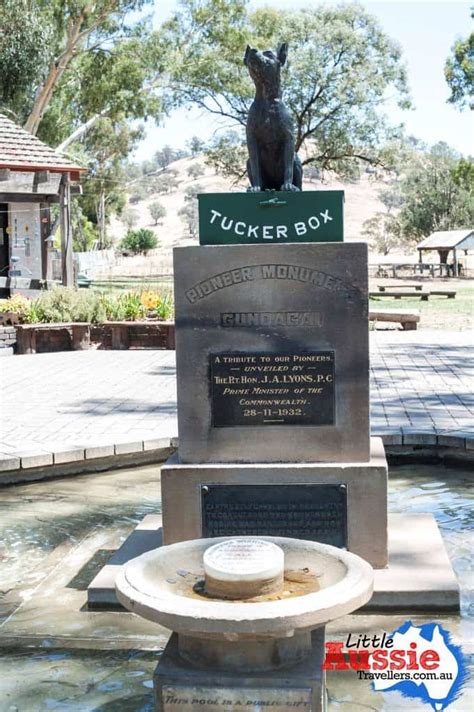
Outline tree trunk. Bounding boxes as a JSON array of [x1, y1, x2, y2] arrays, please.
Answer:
[[59, 173, 73, 287], [98, 190, 106, 249], [24, 12, 89, 135]]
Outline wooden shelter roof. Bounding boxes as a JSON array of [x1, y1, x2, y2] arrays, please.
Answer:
[[417, 229, 474, 251], [0, 114, 84, 178]]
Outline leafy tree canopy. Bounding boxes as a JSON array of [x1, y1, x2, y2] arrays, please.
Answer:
[[187, 135, 205, 156], [159, 0, 411, 176], [451, 157, 474, 191], [0, 0, 165, 246], [120, 228, 158, 253], [0, 0, 53, 117], [397, 143, 474, 238], [445, 15, 474, 110], [0, 0, 161, 140], [362, 212, 403, 255], [149, 201, 167, 224]]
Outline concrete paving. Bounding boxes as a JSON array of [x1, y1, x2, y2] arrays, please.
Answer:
[[0, 330, 472, 471], [370, 329, 473, 444]]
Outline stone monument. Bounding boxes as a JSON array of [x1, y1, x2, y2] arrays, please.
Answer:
[[155, 42, 459, 604], [163, 238, 390, 568], [88, 42, 459, 624], [162, 39, 388, 562]]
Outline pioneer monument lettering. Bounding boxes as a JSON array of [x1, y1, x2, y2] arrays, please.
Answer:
[[185, 263, 349, 303]]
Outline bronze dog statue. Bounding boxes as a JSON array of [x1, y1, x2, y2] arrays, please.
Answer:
[[244, 43, 302, 192]]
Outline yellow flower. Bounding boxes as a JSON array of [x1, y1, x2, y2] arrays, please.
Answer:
[[140, 291, 160, 310]]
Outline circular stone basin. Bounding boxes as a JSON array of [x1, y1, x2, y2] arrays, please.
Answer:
[[115, 536, 374, 639], [203, 538, 284, 599]]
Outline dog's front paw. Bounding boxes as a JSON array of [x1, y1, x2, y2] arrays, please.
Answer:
[[247, 185, 262, 192], [281, 183, 300, 192]]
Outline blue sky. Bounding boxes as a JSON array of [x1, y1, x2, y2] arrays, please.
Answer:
[[133, 0, 473, 160]]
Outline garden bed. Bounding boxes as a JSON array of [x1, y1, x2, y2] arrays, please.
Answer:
[[0, 287, 176, 353], [15, 321, 175, 354]]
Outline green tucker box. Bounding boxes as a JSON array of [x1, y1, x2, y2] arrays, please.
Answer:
[[198, 190, 344, 245]]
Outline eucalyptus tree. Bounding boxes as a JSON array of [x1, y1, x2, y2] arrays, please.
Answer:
[[159, 0, 411, 177]]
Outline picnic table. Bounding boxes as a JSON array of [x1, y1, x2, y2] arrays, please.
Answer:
[[369, 309, 420, 330], [370, 290, 430, 301], [371, 288, 456, 301], [378, 283, 423, 291], [429, 289, 456, 298]]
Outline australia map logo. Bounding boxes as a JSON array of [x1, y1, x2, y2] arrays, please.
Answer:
[[323, 621, 468, 710], [371, 622, 467, 710]]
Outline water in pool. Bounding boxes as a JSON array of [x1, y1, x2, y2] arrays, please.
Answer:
[[0, 463, 472, 711]]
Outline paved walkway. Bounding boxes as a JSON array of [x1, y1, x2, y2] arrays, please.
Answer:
[[0, 330, 472, 470]]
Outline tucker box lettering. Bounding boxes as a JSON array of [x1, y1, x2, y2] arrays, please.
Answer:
[[198, 191, 344, 245]]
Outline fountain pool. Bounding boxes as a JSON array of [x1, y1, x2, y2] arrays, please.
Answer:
[[0, 462, 472, 711]]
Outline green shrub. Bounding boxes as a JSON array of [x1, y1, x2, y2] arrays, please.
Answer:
[[98, 293, 125, 321], [187, 163, 205, 179], [21, 288, 104, 324], [97, 292, 146, 321], [72, 290, 103, 323], [2, 287, 174, 324], [120, 228, 158, 254], [118, 292, 147, 321], [24, 287, 76, 323]]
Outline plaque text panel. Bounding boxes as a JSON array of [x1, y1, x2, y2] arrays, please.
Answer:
[[211, 351, 335, 427], [162, 685, 312, 710], [201, 484, 347, 548]]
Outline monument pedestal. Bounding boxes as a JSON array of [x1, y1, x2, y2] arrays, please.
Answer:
[[154, 629, 326, 712], [161, 438, 387, 569], [86, 233, 460, 614]]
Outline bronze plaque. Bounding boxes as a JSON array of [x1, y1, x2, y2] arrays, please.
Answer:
[[210, 351, 335, 427], [201, 484, 347, 547]]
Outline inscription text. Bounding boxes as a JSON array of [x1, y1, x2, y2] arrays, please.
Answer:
[[211, 351, 335, 427]]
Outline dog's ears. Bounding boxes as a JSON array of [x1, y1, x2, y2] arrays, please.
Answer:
[[277, 42, 288, 66], [244, 45, 251, 66]]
